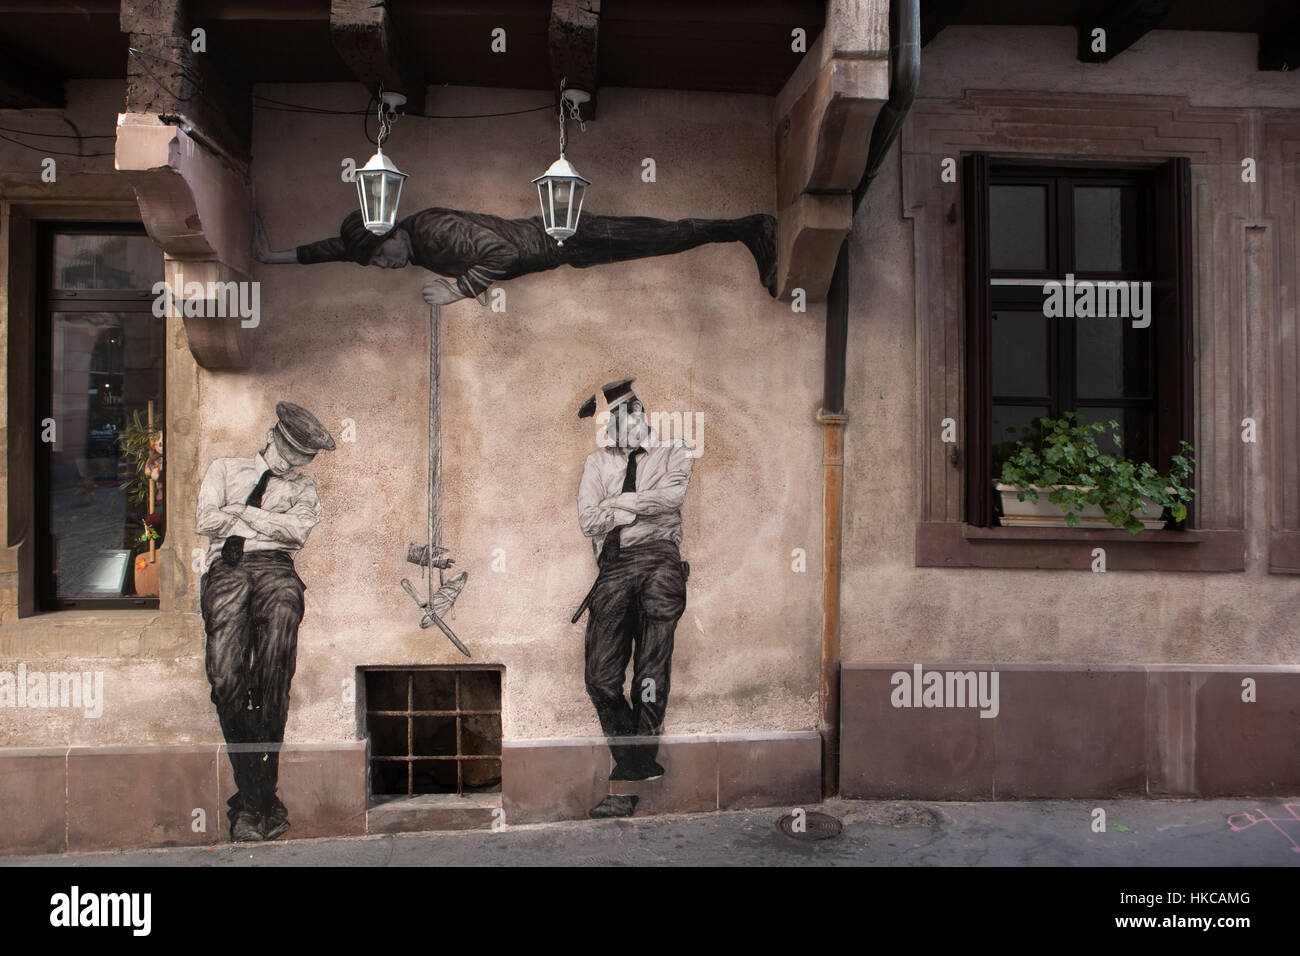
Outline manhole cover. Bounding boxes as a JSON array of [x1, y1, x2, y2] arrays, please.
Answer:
[[777, 810, 843, 841]]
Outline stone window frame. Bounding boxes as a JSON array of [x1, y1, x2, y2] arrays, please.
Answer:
[[3, 197, 202, 659], [901, 91, 1300, 572]]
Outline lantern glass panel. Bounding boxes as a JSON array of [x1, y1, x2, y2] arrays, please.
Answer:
[[568, 182, 587, 231], [358, 169, 404, 234]]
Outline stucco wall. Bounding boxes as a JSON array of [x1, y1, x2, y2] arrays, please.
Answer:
[[840, 27, 1300, 667], [244, 84, 823, 743], [1, 82, 824, 746]]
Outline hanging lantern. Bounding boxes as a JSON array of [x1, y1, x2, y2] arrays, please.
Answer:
[[533, 84, 590, 245], [533, 156, 590, 245], [356, 92, 408, 236], [356, 147, 407, 236]]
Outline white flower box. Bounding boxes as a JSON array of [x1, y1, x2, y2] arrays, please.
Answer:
[[994, 482, 1166, 530]]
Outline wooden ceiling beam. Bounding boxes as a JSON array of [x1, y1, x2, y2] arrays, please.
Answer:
[[549, 0, 600, 118], [119, 0, 257, 370], [1258, 14, 1300, 71], [121, 0, 251, 163], [921, 0, 962, 47], [1076, 0, 1173, 63], [329, 0, 425, 115]]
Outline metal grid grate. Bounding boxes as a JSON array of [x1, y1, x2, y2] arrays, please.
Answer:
[[364, 668, 502, 797]]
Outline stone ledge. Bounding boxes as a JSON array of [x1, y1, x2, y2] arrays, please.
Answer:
[[0, 741, 366, 855], [502, 731, 821, 824], [841, 663, 1300, 799]]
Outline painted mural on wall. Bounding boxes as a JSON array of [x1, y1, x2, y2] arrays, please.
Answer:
[[253, 207, 777, 300], [574, 379, 693, 818], [246, 195, 756, 823], [195, 401, 335, 842]]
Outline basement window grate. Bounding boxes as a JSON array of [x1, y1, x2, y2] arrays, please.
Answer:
[[364, 667, 502, 797]]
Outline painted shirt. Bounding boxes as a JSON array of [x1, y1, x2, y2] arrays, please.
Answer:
[[296, 208, 561, 300], [577, 437, 694, 562], [195, 452, 322, 571]]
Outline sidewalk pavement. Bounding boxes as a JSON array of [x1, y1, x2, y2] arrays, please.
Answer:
[[3, 797, 1298, 866]]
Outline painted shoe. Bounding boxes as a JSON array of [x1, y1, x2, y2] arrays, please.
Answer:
[[230, 810, 265, 842], [588, 794, 638, 818], [260, 809, 290, 841]]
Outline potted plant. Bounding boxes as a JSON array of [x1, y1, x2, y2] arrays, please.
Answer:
[[118, 404, 164, 595], [133, 523, 161, 597], [996, 412, 1196, 535]]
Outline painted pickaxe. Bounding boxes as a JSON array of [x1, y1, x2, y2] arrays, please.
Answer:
[[401, 575, 471, 657]]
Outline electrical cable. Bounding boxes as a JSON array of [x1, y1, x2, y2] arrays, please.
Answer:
[[0, 131, 112, 157], [253, 98, 554, 120], [126, 47, 556, 121], [0, 46, 558, 157], [127, 47, 202, 102], [0, 125, 115, 139]]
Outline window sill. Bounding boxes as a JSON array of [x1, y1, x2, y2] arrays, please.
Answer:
[[915, 522, 1245, 571], [10, 608, 162, 626], [0, 607, 203, 660]]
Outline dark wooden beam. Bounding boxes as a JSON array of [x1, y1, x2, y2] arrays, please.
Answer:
[[1258, 14, 1300, 71], [921, 0, 962, 47], [1077, 0, 1172, 63], [0, 51, 65, 109], [549, 0, 600, 118], [121, 0, 251, 163], [329, 0, 425, 115]]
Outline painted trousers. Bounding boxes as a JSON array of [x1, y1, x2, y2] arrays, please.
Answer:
[[583, 539, 687, 769], [200, 550, 304, 818]]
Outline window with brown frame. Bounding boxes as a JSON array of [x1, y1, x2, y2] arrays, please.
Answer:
[[963, 156, 1194, 528], [35, 224, 165, 609]]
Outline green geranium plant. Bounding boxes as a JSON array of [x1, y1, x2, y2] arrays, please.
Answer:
[[997, 412, 1196, 535]]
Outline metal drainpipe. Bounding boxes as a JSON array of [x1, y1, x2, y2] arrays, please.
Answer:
[[819, 0, 920, 798]]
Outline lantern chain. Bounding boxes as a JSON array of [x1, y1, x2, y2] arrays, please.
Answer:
[[557, 78, 586, 157], [376, 84, 400, 148]]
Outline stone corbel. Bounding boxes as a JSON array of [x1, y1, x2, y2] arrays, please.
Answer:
[[115, 112, 254, 369], [774, 0, 890, 302]]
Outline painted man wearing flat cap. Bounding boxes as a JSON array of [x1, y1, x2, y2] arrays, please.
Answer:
[[576, 378, 693, 818], [195, 401, 335, 842]]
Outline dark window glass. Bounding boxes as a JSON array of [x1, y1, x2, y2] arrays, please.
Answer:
[[992, 404, 1049, 475], [987, 168, 1156, 470], [39, 226, 164, 608], [1073, 185, 1141, 273], [992, 309, 1050, 396], [52, 233, 162, 290], [1075, 316, 1151, 399], [989, 184, 1048, 272], [1077, 406, 1152, 461]]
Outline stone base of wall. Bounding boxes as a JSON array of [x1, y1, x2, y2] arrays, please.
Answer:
[[0, 742, 369, 856], [502, 732, 823, 824], [0, 731, 823, 855], [841, 663, 1300, 799]]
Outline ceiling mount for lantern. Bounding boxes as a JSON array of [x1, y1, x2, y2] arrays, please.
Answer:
[[532, 78, 590, 246], [562, 88, 590, 109], [356, 89, 409, 237]]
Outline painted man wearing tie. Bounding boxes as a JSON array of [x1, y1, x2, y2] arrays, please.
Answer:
[[195, 402, 335, 842], [576, 379, 693, 818]]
